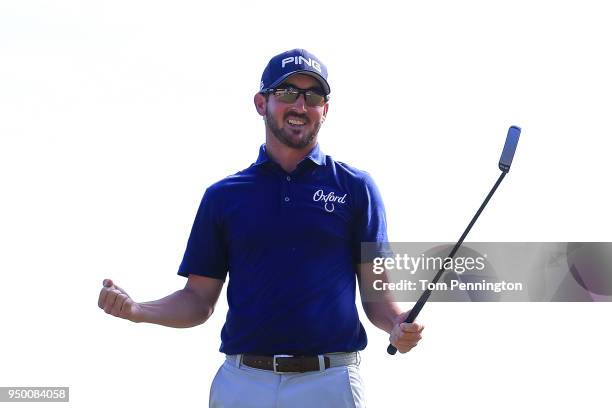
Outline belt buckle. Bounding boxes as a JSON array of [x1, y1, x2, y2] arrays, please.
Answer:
[[272, 354, 293, 373]]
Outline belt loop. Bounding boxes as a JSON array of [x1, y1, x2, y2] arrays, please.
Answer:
[[235, 354, 242, 368], [318, 355, 325, 372]]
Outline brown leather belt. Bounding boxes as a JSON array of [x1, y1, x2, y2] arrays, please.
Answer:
[[241, 354, 331, 373]]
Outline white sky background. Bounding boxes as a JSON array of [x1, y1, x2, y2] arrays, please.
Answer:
[[1, 0, 611, 406]]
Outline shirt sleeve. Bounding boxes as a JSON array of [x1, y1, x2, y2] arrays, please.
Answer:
[[353, 173, 393, 263], [177, 188, 228, 280]]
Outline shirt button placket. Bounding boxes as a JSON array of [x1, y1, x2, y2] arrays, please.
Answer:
[[282, 173, 292, 207]]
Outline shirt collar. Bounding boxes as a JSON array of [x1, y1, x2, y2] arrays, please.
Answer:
[[254, 143, 326, 167]]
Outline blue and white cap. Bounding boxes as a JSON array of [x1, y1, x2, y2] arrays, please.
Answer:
[[260, 49, 330, 95]]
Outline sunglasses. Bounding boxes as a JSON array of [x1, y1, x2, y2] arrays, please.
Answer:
[[263, 86, 329, 107]]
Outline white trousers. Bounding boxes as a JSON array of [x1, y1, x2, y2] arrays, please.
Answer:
[[209, 355, 366, 408]]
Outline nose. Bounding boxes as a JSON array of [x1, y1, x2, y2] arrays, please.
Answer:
[[291, 93, 308, 112]]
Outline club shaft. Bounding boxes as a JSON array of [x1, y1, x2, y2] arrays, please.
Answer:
[[387, 171, 507, 355]]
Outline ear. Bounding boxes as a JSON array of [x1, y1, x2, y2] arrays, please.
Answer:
[[254, 93, 267, 117], [321, 102, 329, 122]]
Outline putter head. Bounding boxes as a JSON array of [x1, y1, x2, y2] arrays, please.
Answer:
[[498, 126, 521, 172]]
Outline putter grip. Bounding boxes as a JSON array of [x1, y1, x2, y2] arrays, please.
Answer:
[[386, 293, 428, 355], [387, 343, 399, 355]]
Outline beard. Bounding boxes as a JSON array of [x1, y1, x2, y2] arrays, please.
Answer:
[[266, 109, 322, 149]]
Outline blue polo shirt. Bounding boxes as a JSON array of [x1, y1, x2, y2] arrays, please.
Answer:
[[178, 144, 390, 355]]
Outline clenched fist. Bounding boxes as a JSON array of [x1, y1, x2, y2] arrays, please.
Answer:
[[98, 279, 144, 322]]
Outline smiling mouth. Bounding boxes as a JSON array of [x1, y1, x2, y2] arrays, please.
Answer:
[[286, 117, 308, 127]]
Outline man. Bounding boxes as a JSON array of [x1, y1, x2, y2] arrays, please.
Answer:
[[98, 48, 423, 407]]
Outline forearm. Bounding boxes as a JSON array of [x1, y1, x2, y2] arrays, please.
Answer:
[[358, 263, 404, 334], [136, 288, 214, 328], [363, 298, 403, 334]]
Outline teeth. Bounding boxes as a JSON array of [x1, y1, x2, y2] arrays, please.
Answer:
[[287, 119, 305, 125]]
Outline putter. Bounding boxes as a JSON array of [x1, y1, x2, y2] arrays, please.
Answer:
[[387, 126, 522, 355]]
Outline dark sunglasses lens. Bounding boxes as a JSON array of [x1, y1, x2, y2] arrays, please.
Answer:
[[305, 92, 325, 106], [275, 90, 299, 103]]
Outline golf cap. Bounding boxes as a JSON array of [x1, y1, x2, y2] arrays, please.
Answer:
[[260, 49, 330, 95]]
